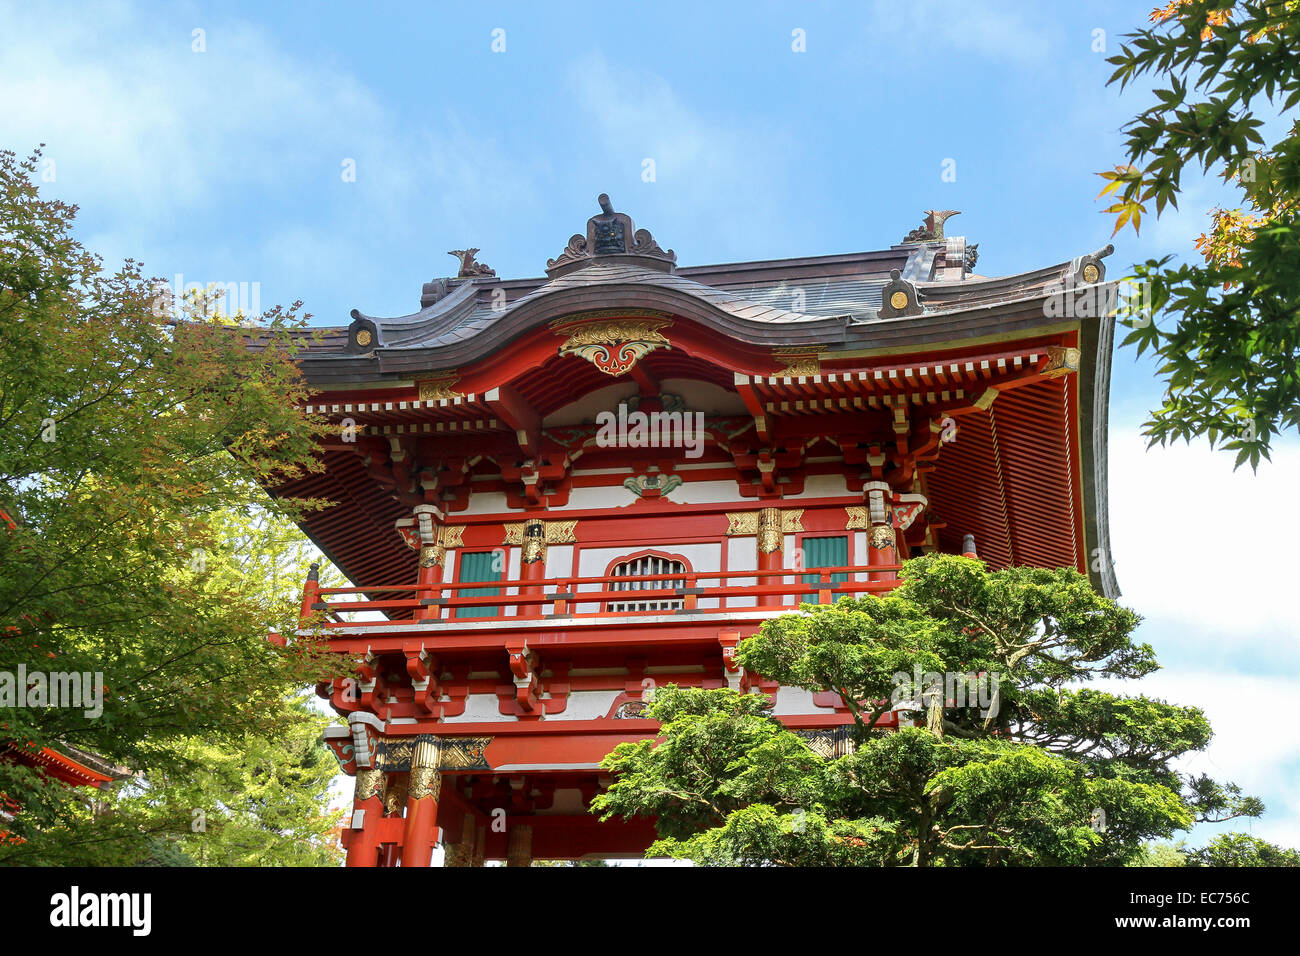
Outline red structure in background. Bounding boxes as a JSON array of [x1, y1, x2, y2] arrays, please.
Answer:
[[256, 198, 1118, 865], [1, 508, 118, 845], [1, 745, 114, 846]]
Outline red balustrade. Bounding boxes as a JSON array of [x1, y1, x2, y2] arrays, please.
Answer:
[[301, 564, 904, 629]]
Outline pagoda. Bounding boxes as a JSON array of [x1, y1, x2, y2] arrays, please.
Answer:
[[264, 197, 1117, 866]]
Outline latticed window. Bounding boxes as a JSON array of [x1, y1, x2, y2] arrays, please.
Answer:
[[607, 554, 687, 612]]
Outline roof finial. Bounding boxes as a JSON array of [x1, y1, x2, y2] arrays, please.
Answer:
[[545, 195, 676, 277], [447, 248, 496, 279], [903, 210, 961, 243]]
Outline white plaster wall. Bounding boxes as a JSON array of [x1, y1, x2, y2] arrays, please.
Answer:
[[666, 479, 744, 506], [554, 689, 621, 720], [502, 545, 521, 616], [659, 378, 748, 416], [542, 381, 638, 427], [770, 686, 825, 717], [440, 693, 513, 723], [556, 483, 639, 512], [727, 537, 757, 608], [789, 472, 850, 499], [460, 490, 509, 516], [546, 544, 574, 581]]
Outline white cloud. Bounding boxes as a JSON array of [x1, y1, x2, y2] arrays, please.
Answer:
[[863, 0, 1059, 66], [1094, 671, 1300, 848], [1107, 421, 1300, 644], [0, 1, 543, 316], [0, 8, 378, 219], [1102, 424, 1300, 846]]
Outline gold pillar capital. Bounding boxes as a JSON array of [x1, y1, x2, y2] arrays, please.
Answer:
[[757, 507, 784, 554], [355, 767, 384, 803], [521, 517, 547, 565], [408, 736, 442, 801]]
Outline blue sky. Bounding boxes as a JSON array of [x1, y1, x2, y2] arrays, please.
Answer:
[[4, 0, 1297, 853]]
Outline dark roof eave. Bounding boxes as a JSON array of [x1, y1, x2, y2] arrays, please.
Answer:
[[292, 287, 1103, 387], [1078, 313, 1119, 598]]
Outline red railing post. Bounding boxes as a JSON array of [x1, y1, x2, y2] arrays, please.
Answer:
[[519, 519, 546, 618], [300, 562, 320, 621], [757, 508, 785, 607], [415, 545, 443, 622]]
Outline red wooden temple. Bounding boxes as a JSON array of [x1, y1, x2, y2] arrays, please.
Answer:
[[263, 198, 1117, 866]]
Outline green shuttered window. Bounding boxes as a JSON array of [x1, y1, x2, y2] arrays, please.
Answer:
[[801, 535, 848, 604], [456, 550, 502, 618]]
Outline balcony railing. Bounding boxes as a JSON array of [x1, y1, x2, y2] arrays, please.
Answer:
[[302, 565, 904, 630]]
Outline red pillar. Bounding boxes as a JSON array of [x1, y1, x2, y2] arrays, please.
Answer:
[[867, 522, 898, 582], [756, 507, 784, 606], [379, 772, 408, 867], [345, 768, 384, 867], [519, 518, 546, 618], [415, 543, 444, 621], [299, 562, 320, 620], [863, 483, 898, 583], [401, 737, 441, 867]]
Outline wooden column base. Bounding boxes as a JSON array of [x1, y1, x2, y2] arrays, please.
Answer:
[[506, 825, 534, 867]]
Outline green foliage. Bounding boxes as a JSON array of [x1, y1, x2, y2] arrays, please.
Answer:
[[595, 555, 1268, 866], [532, 859, 612, 867], [0, 148, 340, 864], [1189, 831, 1300, 866], [1101, 1, 1300, 466], [1128, 840, 1189, 866]]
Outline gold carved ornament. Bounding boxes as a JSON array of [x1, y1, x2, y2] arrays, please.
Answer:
[[503, 519, 577, 546], [845, 505, 869, 530], [869, 525, 897, 550], [355, 768, 384, 802], [757, 508, 784, 555], [408, 738, 441, 801], [554, 319, 671, 376], [775, 358, 821, 378], [417, 525, 465, 569], [383, 773, 409, 816], [417, 374, 464, 402], [408, 765, 441, 802], [726, 509, 804, 554], [1043, 346, 1081, 378], [520, 519, 547, 565]]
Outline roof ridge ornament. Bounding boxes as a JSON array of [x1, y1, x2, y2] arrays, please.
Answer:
[[903, 209, 961, 244], [545, 193, 677, 278], [448, 248, 496, 278]]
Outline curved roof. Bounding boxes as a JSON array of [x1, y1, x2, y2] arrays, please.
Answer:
[[254, 200, 1120, 600]]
